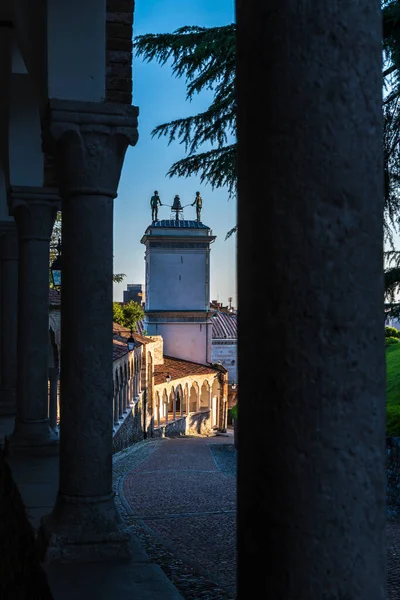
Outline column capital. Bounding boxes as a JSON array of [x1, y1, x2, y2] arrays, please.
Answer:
[[10, 187, 60, 242], [42, 99, 139, 198]]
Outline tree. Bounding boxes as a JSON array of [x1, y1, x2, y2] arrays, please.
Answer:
[[112, 302, 125, 325], [112, 272, 127, 284], [113, 300, 144, 331], [122, 300, 145, 331], [383, 1, 400, 245], [133, 24, 237, 238]]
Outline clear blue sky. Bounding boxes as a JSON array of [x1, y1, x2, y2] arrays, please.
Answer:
[[113, 0, 237, 307]]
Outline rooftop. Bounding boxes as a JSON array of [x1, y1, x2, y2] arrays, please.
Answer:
[[154, 355, 220, 386], [149, 220, 209, 229]]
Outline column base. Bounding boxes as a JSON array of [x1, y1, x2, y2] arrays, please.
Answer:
[[0, 387, 17, 415], [6, 419, 60, 456], [37, 492, 132, 564]]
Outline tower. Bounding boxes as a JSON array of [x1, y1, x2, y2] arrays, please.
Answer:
[[140, 217, 216, 364]]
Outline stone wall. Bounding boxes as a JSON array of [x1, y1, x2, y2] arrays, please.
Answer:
[[112, 396, 144, 454], [187, 410, 212, 435], [106, 0, 134, 105], [149, 335, 164, 365], [153, 417, 187, 438]]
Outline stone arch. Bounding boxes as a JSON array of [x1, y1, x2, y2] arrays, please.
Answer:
[[155, 390, 161, 427], [189, 382, 199, 413], [184, 383, 189, 414], [200, 380, 210, 410], [176, 384, 184, 415]]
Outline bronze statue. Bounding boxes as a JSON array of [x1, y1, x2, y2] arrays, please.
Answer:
[[172, 194, 183, 221], [150, 190, 162, 221], [192, 191, 203, 222]]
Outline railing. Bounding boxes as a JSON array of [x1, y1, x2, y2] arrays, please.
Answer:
[[113, 369, 137, 431]]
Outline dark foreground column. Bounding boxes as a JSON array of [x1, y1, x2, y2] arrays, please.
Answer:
[[0, 222, 18, 415], [7, 188, 59, 453], [236, 1, 386, 599], [38, 99, 138, 563], [48, 367, 59, 431]]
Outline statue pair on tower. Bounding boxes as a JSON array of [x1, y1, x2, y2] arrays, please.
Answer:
[[149, 191, 203, 222]]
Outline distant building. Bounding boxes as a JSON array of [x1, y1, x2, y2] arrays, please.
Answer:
[[123, 283, 145, 306]]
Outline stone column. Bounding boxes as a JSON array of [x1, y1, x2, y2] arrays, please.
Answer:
[[236, 1, 386, 598], [7, 188, 59, 453], [117, 381, 123, 420], [48, 367, 59, 431], [218, 375, 228, 433], [123, 375, 128, 413], [0, 222, 18, 415], [173, 393, 176, 420], [113, 386, 119, 428], [38, 99, 138, 562]]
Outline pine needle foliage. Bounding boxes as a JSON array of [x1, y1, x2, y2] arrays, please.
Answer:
[[133, 25, 237, 197]]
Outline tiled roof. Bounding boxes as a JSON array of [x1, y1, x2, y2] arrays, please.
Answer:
[[113, 337, 129, 361], [49, 288, 61, 306], [149, 220, 209, 229], [212, 311, 237, 340], [112, 322, 149, 346], [154, 355, 220, 386]]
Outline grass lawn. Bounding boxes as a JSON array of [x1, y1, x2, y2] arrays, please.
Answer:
[[387, 343, 400, 436]]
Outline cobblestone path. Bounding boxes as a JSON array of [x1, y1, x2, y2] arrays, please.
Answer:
[[113, 434, 236, 599]]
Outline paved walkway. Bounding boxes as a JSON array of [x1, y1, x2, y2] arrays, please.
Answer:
[[117, 433, 237, 598]]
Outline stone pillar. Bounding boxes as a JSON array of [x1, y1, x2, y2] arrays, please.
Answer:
[[173, 393, 176, 420], [7, 188, 59, 453], [48, 367, 59, 431], [123, 376, 128, 413], [218, 376, 228, 433], [118, 381, 123, 420], [235, 1, 386, 598], [38, 99, 138, 562], [113, 387, 119, 428], [0, 222, 18, 415]]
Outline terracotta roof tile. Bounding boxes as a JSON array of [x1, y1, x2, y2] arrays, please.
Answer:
[[112, 323, 149, 345], [113, 338, 129, 361], [154, 355, 220, 386]]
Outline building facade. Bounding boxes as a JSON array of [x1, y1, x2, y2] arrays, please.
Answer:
[[141, 219, 216, 365], [123, 283, 145, 306]]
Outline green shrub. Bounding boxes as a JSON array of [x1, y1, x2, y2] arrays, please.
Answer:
[[385, 326, 400, 338], [387, 405, 400, 437], [386, 344, 400, 436], [386, 336, 400, 346]]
